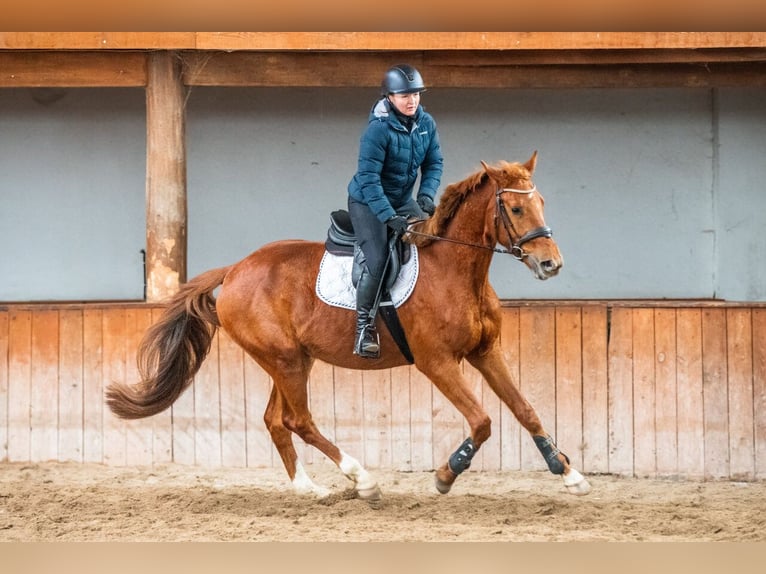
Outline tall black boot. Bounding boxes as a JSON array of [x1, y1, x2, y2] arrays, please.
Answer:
[[354, 269, 381, 358]]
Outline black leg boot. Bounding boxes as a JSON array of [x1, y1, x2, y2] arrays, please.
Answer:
[[354, 269, 381, 358]]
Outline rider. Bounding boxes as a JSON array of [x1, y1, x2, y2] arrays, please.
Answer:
[[347, 64, 444, 358]]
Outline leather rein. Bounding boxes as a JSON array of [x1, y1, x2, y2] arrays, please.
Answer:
[[405, 186, 553, 261]]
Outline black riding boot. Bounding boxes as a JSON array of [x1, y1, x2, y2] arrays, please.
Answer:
[[354, 269, 381, 358]]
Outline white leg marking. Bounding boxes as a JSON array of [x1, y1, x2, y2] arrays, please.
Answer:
[[339, 451, 377, 492], [291, 462, 330, 498], [562, 467, 592, 496]]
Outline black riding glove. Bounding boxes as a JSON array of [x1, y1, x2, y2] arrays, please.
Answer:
[[385, 215, 409, 235], [417, 195, 436, 216]]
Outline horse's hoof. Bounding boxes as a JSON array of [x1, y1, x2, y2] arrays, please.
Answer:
[[434, 466, 456, 494], [563, 468, 591, 496], [357, 485, 383, 509], [434, 478, 452, 494]]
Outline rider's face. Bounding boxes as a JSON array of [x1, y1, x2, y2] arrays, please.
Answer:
[[388, 92, 420, 117]]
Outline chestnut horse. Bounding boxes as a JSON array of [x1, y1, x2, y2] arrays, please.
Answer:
[[107, 152, 591, 505]]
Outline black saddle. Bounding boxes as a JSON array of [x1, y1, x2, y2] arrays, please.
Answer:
[[325, 210, 411, 292]]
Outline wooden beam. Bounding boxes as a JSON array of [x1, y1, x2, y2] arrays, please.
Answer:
[[2, 32, 766, 52], [183, 51, 766, 88], [0, 51, 147, 87], [1, 48, 764, 89], [0, 32, 198, 50], [145, 52, 187, 302]]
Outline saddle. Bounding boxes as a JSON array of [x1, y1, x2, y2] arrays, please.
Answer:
[[324, 209, 414, 364], [325, 210, 412, 293]]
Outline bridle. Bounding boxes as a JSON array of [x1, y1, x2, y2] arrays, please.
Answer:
[[405, 184, 553, 260], [494, 185, 553, 260]]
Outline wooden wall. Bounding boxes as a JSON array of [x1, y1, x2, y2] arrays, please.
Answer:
[[1, 302, 764, 480]]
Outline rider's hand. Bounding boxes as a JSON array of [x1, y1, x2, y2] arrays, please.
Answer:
[[385, 215, 409, 235], [417, 195, 436, 216]]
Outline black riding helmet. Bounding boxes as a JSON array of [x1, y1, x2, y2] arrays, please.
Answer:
[[381, 64, 426, 95]]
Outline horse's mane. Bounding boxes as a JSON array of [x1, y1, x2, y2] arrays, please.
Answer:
[[408, 160, 532, 247]]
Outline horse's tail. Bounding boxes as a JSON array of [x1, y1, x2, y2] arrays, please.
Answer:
[[106, 266, 230, 420]]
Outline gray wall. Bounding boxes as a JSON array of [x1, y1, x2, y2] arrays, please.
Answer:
[[0, 88, 146, 301], [1, 85, 764, 301]]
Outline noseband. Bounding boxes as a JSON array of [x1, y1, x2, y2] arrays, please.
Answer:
[[495, 186, 553, 260]]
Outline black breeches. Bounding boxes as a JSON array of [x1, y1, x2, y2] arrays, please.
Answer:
[[348, 198, 388, 279], [347, 196, 425, 280]]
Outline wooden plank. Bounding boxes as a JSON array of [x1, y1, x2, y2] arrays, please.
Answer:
[[654, 309, 678, 477], [581, 306, 609, 474], [82, 309, 103, 463], [632, 308, 656, 477], [101, 309, 127, 466], [333, 367, 365, 465], [0, 311, 9, 461], [58, 310, 84, 463], [7, 309, 32, 461], [0, 51, 147, 87], [0, 33, 197, 50], [124, 308, 154, 466], [498, 307, 521, 471], [607, 307, 634, 476], [193, 333, 221, 467], [3, 32, 766, 52], [145, 51, 187, 302], [753, 310, 766, 480], [676, 309, 705, 479], [701, 309, 730, 479], [519, 307, 556, 471], [408, 365, 433, 471], [30, 311, 63, 463], [726, 309, 755, 480], [307, 360, 336, 467], [192, 32, 766, 52], [148, 308, 173, 465], [389, 365, 412, 471], [0, 49, 762, 91], [243, 357, 273, 468], [555, 307, 583, 470], [182, 51, 766, 89], [362, 368, 392, 470], [218, 329, 247, 468]]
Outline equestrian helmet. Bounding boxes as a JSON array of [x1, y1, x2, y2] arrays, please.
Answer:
[[381, 64, 426, 95]]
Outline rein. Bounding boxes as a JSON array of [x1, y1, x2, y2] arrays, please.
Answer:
[[405, 186, 552, 261]]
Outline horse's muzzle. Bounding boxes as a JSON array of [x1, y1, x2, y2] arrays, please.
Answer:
[[530, 255, 563, 280]]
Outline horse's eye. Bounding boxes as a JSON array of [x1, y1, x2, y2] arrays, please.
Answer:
[[511, 207, 522, 216]]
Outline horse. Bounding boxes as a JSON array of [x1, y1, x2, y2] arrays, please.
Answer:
[[106, 151, 591, 505]]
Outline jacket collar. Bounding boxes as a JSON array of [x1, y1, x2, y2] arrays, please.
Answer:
[[371, 98, 421, 133]]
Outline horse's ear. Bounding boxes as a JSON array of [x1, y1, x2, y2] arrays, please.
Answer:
[[524, 151, 538, 174], [481, 160, 500, 179]]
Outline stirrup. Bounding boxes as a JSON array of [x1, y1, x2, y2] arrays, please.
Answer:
[[354, 325, 380, 358]]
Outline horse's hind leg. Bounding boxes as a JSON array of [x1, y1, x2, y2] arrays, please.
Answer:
[[266, 361, 382, 506], [467, 347, 591, 496], [263, 386, 330, 498]]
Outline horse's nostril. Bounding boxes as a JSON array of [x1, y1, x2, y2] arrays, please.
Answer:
[[541, 260, 557, 272]]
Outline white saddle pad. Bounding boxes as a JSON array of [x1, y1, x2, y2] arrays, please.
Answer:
[[315, 244, 419, 310]]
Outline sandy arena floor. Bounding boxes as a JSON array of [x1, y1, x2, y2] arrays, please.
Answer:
[[1, 461, 764, 542]]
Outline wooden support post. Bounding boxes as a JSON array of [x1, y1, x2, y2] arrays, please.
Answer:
[[145, 51, 187, 302]]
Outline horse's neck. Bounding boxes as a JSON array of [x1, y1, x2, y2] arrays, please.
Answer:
[[431, 189, 496, 291]]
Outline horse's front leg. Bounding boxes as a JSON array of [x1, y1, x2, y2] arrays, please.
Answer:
[[467, 347, 591, 496], [416, 360, 492, 494]]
